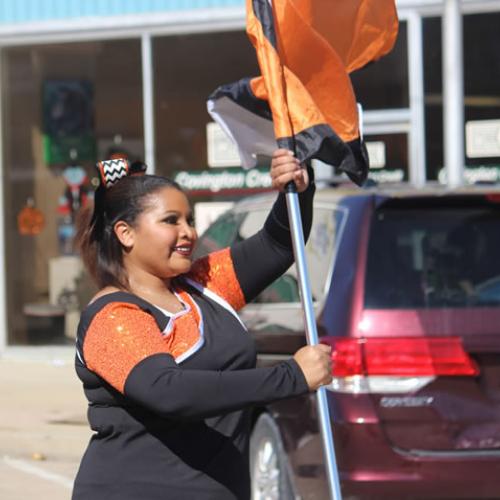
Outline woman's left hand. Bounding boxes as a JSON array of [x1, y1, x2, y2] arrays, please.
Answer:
[[270, 149, 309, 193]]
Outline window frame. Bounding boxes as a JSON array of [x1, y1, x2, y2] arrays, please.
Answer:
[[195, 196, 348, 309]]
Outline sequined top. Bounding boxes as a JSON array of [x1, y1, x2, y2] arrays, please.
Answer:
[[73, 185, 314, 500]]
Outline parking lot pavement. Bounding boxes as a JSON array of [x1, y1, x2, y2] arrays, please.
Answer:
[[0, 352, 91, 500]]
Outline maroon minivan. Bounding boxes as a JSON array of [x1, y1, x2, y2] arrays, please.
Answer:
[[196, 186, 500, 499]]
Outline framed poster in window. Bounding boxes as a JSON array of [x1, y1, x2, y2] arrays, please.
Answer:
[[42, 80, 96, 165]]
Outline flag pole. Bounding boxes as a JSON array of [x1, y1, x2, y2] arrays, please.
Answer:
[[284, 182, 343, 500], [246, 0, 348, 495]]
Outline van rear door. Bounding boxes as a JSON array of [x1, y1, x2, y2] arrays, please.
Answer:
[[360, 196, 500, 453]]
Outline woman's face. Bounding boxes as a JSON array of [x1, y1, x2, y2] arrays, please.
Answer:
[[124, 187, 198, 279]]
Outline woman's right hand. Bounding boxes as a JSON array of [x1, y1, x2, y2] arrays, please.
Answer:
[[270, 149, 309, 193], [293, 344, 333, 391]]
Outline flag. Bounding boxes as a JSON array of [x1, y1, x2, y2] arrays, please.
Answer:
[[207, 0, 398, 186]]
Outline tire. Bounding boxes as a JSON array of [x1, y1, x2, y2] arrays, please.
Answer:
[[250, 413, 296, 500]]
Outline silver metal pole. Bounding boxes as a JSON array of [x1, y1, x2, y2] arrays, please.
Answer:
[[285, 188, 342, 500], [443, 0, 464, 188], [0, 47, 8, 356], [141, 32, 156, 174], [407, 10, 426, 187]]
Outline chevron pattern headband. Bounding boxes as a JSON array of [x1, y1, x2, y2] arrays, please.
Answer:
[[96, 159, 130, 188]]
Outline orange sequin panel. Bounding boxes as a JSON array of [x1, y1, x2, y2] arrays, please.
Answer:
[[84, 302, 173, 393], [163, 290, 202, 359], [188, 248, 245, 311]]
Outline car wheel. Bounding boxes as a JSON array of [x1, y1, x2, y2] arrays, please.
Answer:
[[250, 413, 295, 500]]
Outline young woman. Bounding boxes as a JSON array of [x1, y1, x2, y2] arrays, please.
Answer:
[[72, 149, 332, 500]]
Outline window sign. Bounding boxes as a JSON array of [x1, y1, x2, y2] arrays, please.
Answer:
[[366, 133, 408, 183], [207, 122, 242, 168], [466, 120, 500, 159], [174, 167, 272, 195], [366, 141, 386, 169], [438, 166, 500, 185]]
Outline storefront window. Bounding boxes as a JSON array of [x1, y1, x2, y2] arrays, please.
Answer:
[[423, 16, 443, 181], [153, 31, 259, 179], [424, 12, 500, 181], [463, 12, 500, 174], [350, 21, 408, 110], [1, 39, 143, 345]]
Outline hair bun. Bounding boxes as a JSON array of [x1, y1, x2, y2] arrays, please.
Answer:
[[96, 159, 130, 189]]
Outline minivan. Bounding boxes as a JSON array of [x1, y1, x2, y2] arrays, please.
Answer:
[[195, 185, 500, 499]]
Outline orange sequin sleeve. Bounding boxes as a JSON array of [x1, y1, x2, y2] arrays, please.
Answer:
[[187, 248, 246, 310], [83, 302, 170, 394]]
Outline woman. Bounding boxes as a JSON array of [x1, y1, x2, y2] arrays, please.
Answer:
[[72, 149, 332, 500]]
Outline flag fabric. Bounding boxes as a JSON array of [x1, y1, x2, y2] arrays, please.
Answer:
[[207, 0, 398, 186], [208, 77, 276, 168]]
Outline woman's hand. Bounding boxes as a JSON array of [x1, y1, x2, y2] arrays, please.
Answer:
[[270, 149, 309, 193], [293, 344, 333, 391]]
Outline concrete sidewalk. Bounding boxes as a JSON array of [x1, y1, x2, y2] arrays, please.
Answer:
[[0, 351, 91, 500]]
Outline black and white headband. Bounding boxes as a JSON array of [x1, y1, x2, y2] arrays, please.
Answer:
[[95, 159, 148, 189]]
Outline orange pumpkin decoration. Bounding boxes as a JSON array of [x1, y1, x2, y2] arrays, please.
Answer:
[[17, 199, 45, 236]]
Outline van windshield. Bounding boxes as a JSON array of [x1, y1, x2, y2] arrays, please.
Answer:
[[364, 205, 500, 309]]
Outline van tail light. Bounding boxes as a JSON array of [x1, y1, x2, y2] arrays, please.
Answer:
[[321, 337, 479, 394], [486, 194, 500, 203]]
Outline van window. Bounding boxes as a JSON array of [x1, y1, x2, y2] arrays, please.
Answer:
[[195, 205, 342, 304], [365, 206, 500, 309], [195, 212, 246, 256]]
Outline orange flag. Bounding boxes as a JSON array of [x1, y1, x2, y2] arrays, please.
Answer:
[[208, 0, 398, 185]]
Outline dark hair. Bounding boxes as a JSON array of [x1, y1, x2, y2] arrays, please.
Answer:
[[76, 175, 184, 290]]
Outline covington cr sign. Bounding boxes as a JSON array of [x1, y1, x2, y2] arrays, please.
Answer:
[[174, 168, 272, 195]]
